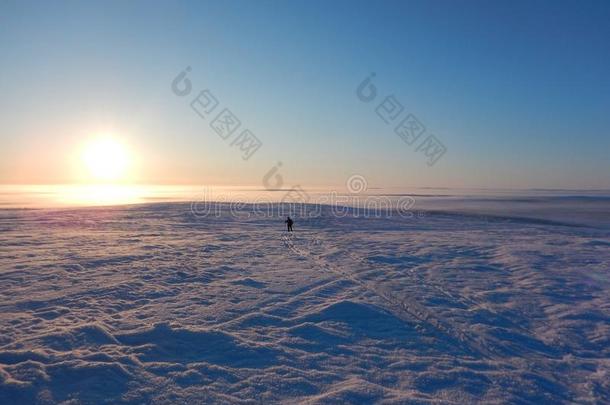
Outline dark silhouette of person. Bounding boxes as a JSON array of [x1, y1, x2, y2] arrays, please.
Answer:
[[285, 216, 294, 232]]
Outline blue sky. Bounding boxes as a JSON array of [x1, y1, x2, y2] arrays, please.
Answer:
[[1, 0, 609, 189]]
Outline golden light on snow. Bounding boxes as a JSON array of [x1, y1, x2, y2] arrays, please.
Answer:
[[56, 184, 144, 206]]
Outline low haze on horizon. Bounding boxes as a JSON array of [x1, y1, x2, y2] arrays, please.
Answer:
[[1, 0, 609, 190]]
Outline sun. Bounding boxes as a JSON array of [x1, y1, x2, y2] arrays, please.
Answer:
[[81, 137, 130, 182]]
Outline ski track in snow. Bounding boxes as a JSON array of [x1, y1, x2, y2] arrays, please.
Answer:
[[0, 203, 609, 404]]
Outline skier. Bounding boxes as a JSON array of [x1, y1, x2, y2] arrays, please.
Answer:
[[285, 216, 294, 232]]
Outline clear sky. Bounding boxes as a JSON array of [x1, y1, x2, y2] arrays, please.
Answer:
[[1, 0, 609, 189]]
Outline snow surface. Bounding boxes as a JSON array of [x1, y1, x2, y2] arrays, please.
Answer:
[[0, 201, 609, 404]]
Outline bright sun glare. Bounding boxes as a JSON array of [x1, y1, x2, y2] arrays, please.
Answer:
[[82, 137, 130, 182]]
